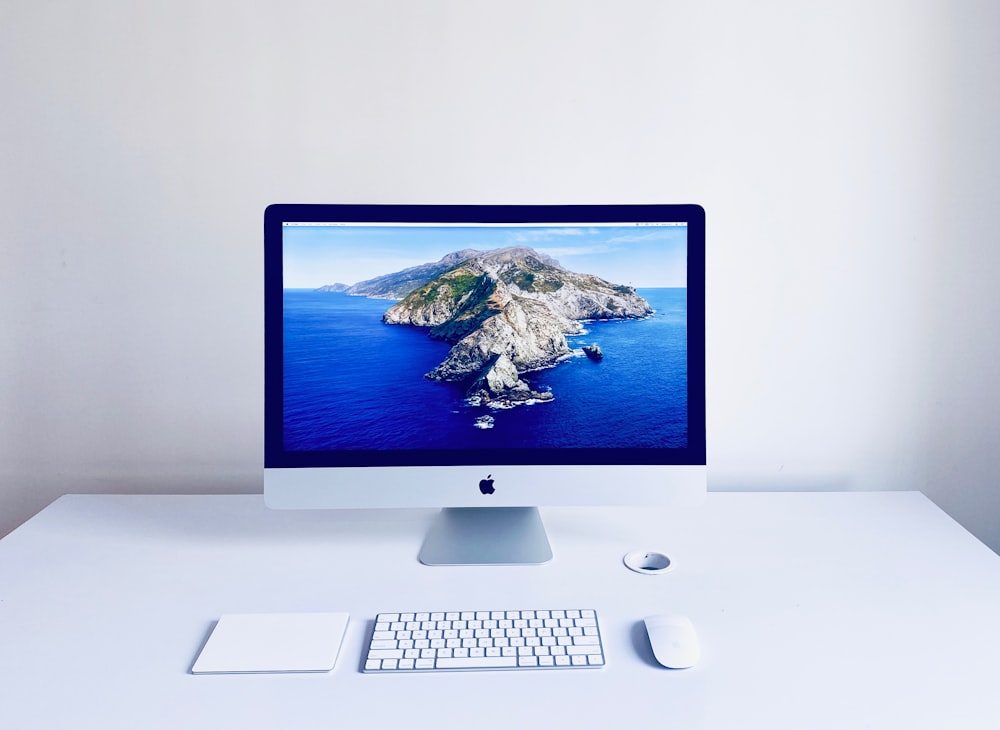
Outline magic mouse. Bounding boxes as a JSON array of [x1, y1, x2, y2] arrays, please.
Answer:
[[644, 614, 700, 668]]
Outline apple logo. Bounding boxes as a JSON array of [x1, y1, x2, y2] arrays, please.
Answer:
[[479, 474, 495, 495]]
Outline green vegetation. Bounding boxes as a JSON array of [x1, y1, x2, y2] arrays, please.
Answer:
[[511, 271, 563, 293], [446, 271, 481, 298], [413, 269, 482, 306]]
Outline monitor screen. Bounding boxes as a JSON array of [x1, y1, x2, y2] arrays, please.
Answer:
[[264, 204, 706, 563]]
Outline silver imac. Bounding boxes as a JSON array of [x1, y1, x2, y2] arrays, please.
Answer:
[[264, 204, 706, 565]]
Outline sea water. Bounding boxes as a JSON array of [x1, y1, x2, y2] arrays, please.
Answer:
[[282, 289, 687, 452]]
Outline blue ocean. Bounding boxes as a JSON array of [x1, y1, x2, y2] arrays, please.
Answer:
[[282, 289, 688, 451]]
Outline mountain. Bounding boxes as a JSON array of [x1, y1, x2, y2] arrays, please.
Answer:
[[381, 246, 652, 407], [318, 249, 484, 299], [316, 282, 350, 293]]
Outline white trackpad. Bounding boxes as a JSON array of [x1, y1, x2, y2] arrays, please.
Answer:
[[191, 612, 349, 674]]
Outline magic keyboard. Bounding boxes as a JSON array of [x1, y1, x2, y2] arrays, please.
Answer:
[[362, 609, 605, 672]]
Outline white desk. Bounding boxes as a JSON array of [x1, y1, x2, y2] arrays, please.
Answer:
[[2, 492, 999, 729]]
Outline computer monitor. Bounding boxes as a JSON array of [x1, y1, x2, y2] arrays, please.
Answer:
[[264, 204, 706, 565]]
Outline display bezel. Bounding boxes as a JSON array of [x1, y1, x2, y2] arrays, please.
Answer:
[[264, 203, 706, 472]]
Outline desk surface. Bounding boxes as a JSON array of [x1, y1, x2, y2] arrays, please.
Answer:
[[2, 492, 999, 729]]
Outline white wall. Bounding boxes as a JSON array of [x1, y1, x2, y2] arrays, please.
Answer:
[[2, 1, 998, 551]]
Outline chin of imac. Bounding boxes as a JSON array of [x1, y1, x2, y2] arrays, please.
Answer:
[[264, 464, 706, 510]]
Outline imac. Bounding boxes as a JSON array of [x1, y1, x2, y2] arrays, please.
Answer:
[[264, 204, 706, 565]]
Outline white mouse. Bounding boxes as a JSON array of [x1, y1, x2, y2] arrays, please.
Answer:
[[644, 614, 700, 669]]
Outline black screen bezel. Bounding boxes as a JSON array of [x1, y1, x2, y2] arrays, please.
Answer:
[[264, 203, 706, 469]]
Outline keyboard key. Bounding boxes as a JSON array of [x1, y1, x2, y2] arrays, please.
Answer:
[[437, 656, 517, 670], [367, 649, 403, 660]]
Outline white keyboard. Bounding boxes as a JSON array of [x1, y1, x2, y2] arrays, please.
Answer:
[[363, 609, 605, 672]]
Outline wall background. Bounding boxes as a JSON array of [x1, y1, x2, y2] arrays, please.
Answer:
[[2, 1, 998, 552]]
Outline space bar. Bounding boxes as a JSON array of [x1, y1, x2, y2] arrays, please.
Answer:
[[435, 656, 518, 669]]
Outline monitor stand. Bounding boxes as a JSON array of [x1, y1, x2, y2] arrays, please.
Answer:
[[418, 507, 553, 566]]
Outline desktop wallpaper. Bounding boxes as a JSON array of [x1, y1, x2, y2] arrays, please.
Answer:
[[281, 224, 689, 453]]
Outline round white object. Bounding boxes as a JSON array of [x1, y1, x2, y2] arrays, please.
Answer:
[[623, 550, 674, 575]]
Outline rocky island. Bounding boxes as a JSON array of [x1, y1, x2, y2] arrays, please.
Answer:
[[376, 246, 652, 408]]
